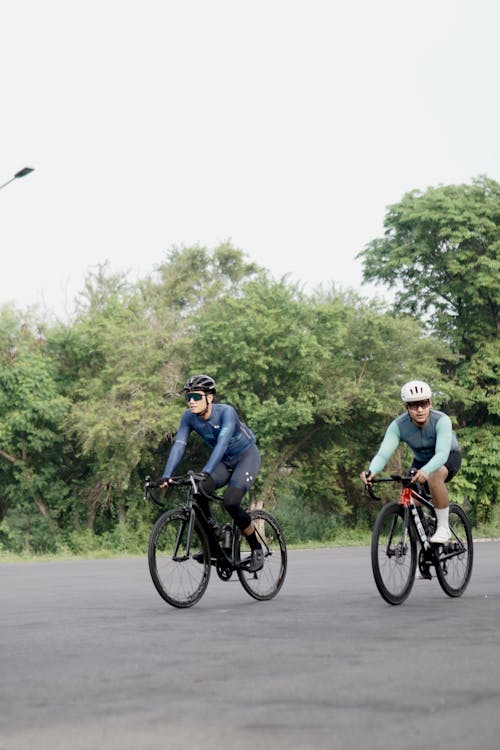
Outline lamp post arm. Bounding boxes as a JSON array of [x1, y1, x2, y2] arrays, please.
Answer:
[[0, 176, 16, 191], [0, 167, 35, 192]]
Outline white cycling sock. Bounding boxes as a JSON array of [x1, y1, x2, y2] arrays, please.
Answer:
[[435, 507, 449, 529]]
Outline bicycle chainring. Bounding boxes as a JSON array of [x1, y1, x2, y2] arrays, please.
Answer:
[[418, 548, 433, 578], [216, 558, 233, 581]]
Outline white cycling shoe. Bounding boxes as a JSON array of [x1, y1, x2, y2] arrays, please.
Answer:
[[429, 526, 451, 544]]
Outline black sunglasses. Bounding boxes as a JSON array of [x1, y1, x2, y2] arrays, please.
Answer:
[[407, 400, 430, 410], [185, 392, 205, 402]]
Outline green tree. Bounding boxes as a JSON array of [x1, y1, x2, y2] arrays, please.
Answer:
[[145, 241, 260, 312], [59, 266, 182, 530], [273, 287, 452, 526], [63, 245, 262, 532], [358, 176, 499, 351], [191, 275, 326, 498], [358, 176, 500, 518], [0, 306, 71, 552], [191, 276, 451, 532], [0, 238, 470, 552]]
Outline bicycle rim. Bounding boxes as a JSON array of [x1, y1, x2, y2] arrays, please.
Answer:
[[371, 502, 417, 605], [148, 509, 211, 608], [237, 510, 287, 601], [433, 503, 473, 597]]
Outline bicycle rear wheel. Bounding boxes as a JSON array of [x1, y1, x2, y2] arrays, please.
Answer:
[[148, 509, 211, 608], [371, 502, 417, 605], [433, 503, 473, 597], [237, 510, 287, 601]]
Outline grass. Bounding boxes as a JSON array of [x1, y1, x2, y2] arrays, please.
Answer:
[[4, 529, 499, 563], [2, 510, 499, 563]]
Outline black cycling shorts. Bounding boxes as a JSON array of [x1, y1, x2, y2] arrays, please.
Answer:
[[209, 443, 261, 494], [411, 450, 462, 482]]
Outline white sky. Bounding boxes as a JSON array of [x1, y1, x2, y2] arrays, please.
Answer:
[[1, 0, 499, 319]]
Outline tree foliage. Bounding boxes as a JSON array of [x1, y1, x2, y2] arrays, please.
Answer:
[[358, 176, 499, 351], [358, 176, 500, 519], [0, 308, 71, 551], [0, 186, 498, 553]]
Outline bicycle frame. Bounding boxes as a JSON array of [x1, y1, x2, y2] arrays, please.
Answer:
[[368, 474, 468, 564], [146, 471, 288, 607], [398, 484, 433, 552], [145, 473, 243, 569], [368, 473, 473, 605]]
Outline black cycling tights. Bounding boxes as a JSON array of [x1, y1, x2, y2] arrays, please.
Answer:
[[199, 475, 252, 531]]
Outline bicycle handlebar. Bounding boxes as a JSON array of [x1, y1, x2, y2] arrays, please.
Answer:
[[143, 470, 213, 507], [168, 470, 208, 487], [362, 472, 419, 502]]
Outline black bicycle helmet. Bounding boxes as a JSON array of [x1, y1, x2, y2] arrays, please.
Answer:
[[183, 374, 217, 394]]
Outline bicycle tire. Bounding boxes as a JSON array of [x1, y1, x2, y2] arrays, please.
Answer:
[[433, 503, 473, 598], [371, 502, 417, 605], [237, 509, 287, 601], [148, 509, 211, 608]]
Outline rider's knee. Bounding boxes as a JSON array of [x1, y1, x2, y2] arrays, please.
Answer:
[[222, 486, 251, 530], [428, 464, 449, 484], [222, 485, 244, 508]]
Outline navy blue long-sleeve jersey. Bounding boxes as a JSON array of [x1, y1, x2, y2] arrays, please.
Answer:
[[162, 403, 256, 478]]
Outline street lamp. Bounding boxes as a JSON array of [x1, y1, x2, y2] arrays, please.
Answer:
[[0, 166, 35, 191]]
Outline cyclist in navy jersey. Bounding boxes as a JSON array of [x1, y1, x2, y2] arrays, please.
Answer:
[[360, 380, 462, 544], [160, 374, 263, 572]]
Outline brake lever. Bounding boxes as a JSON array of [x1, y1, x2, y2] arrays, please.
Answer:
[[363, 483, 381, 502], [143, 475, 168, 506]]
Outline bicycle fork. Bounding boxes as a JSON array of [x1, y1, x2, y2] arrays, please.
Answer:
[[172, 508, 196, 562]]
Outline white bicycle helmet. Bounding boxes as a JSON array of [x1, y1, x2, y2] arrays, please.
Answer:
[[400, 380, 432, 403]]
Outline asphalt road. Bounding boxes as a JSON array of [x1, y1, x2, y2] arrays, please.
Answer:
[[1, 542, 500, 750]]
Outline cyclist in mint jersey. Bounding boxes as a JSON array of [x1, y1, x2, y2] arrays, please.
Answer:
[[160, 374, 263, 572], [360, 380, 461, 544]]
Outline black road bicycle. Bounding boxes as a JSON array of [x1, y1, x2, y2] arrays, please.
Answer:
[[365, 474, 473, 605], [144, 471, 287, 608]]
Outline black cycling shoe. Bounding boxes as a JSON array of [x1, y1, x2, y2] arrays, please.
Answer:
[[246, 548, 264, 573], [417, 566, 432, 580]]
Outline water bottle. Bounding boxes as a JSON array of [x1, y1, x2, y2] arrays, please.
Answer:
[[223, 524, 232, 550]]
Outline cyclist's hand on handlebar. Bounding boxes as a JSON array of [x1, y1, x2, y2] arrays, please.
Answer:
[[411, 468, 429, 485], [158, 476, 172, 489], [188, 470, 210, 482], [360, 469, 375, 485]]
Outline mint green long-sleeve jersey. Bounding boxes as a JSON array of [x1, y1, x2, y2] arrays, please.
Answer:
[[369, 409, 460, 477]]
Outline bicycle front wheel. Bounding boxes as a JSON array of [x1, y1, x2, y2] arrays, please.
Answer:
[[433, 503, 473, 597], [371, 502, 417, 605], [237, 510, 287, 601], [148, 509, 211, 608]]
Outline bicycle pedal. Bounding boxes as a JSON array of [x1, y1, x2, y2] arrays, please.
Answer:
[[417, 569, 432, 580], [239, 559, 258, 573]]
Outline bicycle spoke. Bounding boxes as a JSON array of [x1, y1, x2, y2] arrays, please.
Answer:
[[371, 502, 416, 605], [148, 510, 210, 608], [433, 503, 473, 597], [237, 510, 287, 601]]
